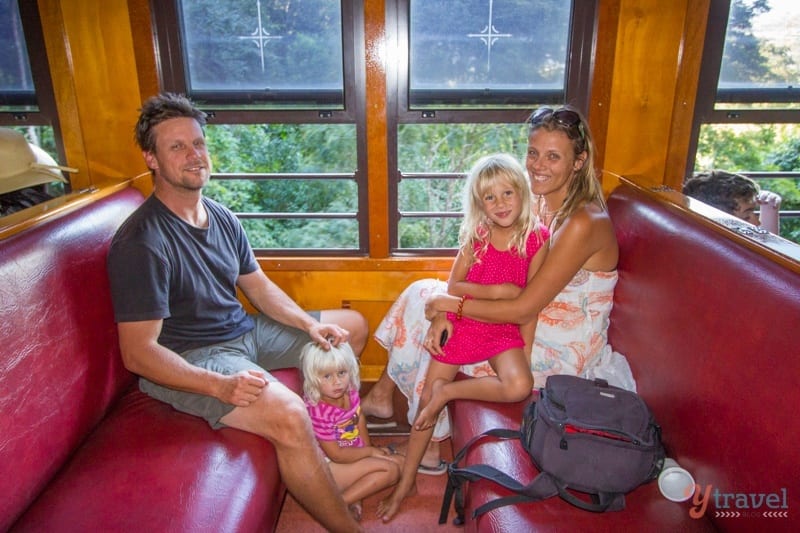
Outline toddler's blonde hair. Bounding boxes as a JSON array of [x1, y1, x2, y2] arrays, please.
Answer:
[[301, 341, 360, 404]]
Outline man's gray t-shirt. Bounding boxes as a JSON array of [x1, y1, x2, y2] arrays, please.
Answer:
[[108, 195, 259, 353]]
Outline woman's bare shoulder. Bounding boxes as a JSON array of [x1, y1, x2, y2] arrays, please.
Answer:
[[556, 203, 618, 270], [559, 202, 611, 235]]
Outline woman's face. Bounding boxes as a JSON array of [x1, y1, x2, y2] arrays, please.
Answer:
[[525, 128, 585, 203]]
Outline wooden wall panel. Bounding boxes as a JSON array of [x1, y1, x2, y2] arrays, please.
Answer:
[[602, 0, 704, 191], [40, 0, 147, 190], [246, 268, 451, 375]]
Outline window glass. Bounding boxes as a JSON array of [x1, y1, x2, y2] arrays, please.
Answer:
[[409, 0, 572, 107], [396, 122, 528, 249], [695, 122, 800, 244], [0, 0, 35, 109], [717, 0, 800, 95], [202, 123, 360, 250], [693, 0, 800, 245], [178, 0, 344, 107]]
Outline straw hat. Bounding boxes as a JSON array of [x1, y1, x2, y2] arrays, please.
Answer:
[[0, 127, 77, 195]]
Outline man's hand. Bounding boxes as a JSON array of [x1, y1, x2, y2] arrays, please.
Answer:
[[309, 323, 350, 348], [217, 369, 268, 407]]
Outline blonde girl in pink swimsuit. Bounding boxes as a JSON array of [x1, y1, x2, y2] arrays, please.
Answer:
[[376, 153, 548, 522]]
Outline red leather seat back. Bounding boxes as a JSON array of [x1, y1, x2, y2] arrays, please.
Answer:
[[0, 188, 144, 530], [608, 183, 800, 530]]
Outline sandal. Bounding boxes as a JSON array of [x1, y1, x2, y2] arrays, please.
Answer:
[[417, 459, 448, 476], [386, 442, 405, 456]]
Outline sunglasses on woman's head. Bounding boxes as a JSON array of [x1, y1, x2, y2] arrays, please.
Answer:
[[529, 107, 585, 139]]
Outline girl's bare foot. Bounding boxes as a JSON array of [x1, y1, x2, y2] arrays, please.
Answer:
[[376, 484, 414, 523], [414, 379, 447, 430]]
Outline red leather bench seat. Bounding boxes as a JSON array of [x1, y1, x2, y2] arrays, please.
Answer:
[[449, 181, 800, 532], [0, 188, 297, 532], [449, 397, 715, 533]]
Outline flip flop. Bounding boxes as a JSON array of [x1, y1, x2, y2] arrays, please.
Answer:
[[417, 459, 448, 476]]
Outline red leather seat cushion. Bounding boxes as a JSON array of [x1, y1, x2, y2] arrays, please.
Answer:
[[0, 189, 143, 530], [12, 368, 301, 532]]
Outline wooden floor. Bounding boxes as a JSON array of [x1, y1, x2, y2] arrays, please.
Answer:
[[274, 433, 460, 532]]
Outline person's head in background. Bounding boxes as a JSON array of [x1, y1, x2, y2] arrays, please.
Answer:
[[683, 170, 761, 226]]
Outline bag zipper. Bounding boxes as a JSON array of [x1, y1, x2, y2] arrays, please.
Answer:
[[563, 423, 637, 444]]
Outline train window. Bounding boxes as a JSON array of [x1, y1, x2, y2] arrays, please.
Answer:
[[0, 1, 68, 218], [390, 0, 595, 252], [152, 0, 365, 255], [152, 0, 594, 255], [691, 0, 800, 245], [0, 0, 63, 172], [175, 0, 344, 108], [201, 123, 359, 251], [407, 0, 572, 109]]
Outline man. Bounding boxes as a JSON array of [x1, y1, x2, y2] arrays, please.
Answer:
[[683, 170, 782, 233], [107, 93, 367, 532]]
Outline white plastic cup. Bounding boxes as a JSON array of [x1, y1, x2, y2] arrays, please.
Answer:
[[658, 458, 696, 502]]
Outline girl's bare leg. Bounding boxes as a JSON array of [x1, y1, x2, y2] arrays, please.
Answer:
[[416, 349, 532, 430], [376, 423, 431, 522], [328, 457, 402, 504], [387, 438, 442, 469], [377, 361, 459, 522]]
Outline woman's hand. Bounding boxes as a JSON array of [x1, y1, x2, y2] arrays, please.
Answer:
[[422, 313, 452, 356]]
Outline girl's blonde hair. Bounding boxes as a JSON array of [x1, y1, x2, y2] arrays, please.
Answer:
[[459, 153, 535, 262], [300, 341, 360, 404], [526, 105, 605, 231]]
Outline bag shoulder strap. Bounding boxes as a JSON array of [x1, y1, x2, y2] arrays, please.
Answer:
[[467, 466, 559, 517], [439, 427, 521, 525], [552, 478, 626, 512], [439, 426, 627, 524]]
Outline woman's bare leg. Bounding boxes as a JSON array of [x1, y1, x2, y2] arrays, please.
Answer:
[[361, 367, 396, 419]]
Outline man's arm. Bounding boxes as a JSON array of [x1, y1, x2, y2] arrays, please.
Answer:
[[118, 319, 267, 406], [237, 269, 349, 346]]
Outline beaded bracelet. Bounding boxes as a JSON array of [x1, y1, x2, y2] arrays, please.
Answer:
[[456, 294, 471, 320]]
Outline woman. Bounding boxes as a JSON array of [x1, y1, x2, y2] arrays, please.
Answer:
[[363, 106, 635, 488]]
